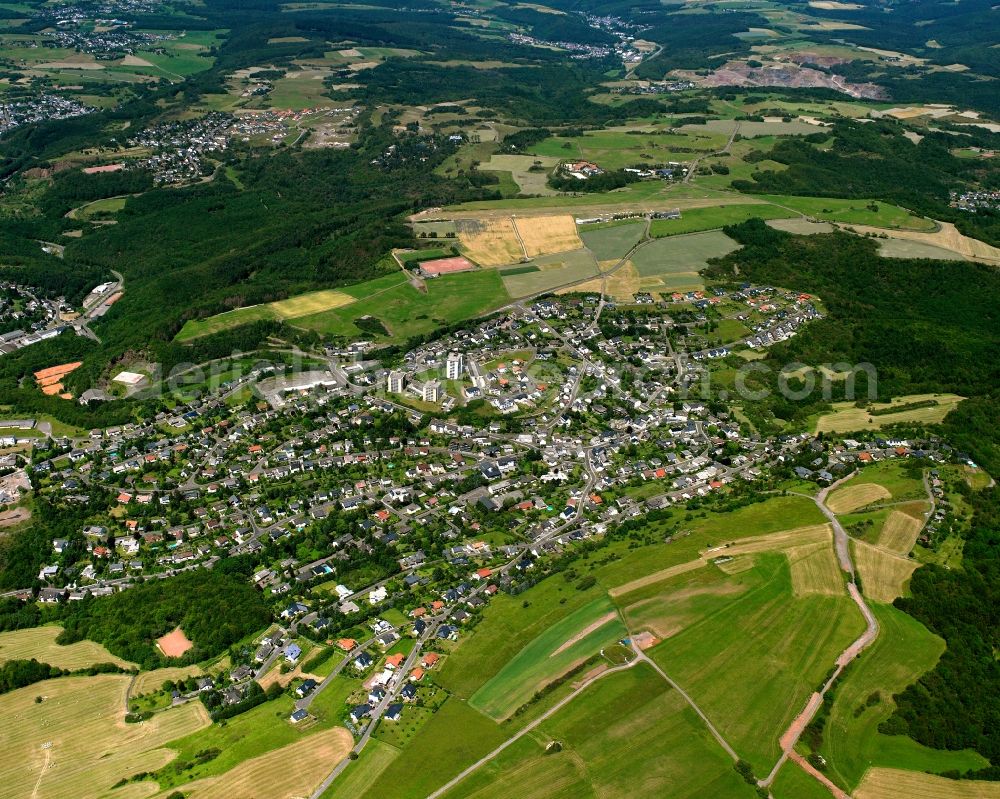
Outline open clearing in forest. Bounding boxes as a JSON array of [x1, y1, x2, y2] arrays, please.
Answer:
[[270, 289, 355, 317], [478, 154, 559, 196], [852, 539, 919, 602], [846, 221, 1000, 264], [814, 393, 964, 433], [1, 675, 209, 799], [513, 214, 583, 257], [0, 626, 135, 670], [156, 627, 194, 658], [827, 484, 892, 514], [177, 727, 353, 799]]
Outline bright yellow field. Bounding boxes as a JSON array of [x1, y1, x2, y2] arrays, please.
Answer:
[[827, 483, 892, 514], [0, 626, 135, 670], [878, 507, 925, 554], [1, 675, 209, 799], [270, 289, 355, 318], [856, 767, 1000, 799], [814, 394, 964, 434], [513, 214, 583, 257], [179, 726, 353, 799], [853, 540, 919, 603], [456, 218, 524, 266]]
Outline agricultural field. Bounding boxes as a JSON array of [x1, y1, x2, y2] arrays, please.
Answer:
[[826, 483, 892, 514], [501, 249, 598, 298], [831, 461, 928, 506], [578, 221, 645, 262], [322, 740, 399, 799], [440, 664, 757, 799], [852, 539, 919, 603], [0, 675, 209, 799], [648, 553, 866, 773], [766, 218, 834, 235], [855, 768, 1000, 799], [0, 625, 135, 670], [512, 215, 583, 257], [477, 154, 560, 196], [679, 118, 827, 137], [341, 698, 509, 799], [818, 604, 988, 792], [813, 393, 965, 433], [771, 759, 833, 799], [877, 239, 969, 260], [846, 222, 1000, 264], [649, 203, 793, 237], [630, 231, 739, 293], [177, 727, 353, 799], [455, 217, 525, 266], [437, 578, 611, 701], [757, 196, 936, 231], [877, 506, 926, 554], [469, 595, 626, 720], [527, 127, 731, 171]]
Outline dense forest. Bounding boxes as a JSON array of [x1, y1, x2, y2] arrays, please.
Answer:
[[884, 483, 1000, 777], [56, 569, 272, 668], [732, 120, 1000, 247], [703, 219, 1000, 426]]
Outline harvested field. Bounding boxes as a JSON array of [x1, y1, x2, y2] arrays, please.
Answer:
[[180, 727, 353, 799], [853, 540, 919, 602], [566, 260, 641, 301], [767, 218, 834, 234], [0, 625, 135, 670], [846, 221, 1000, 264], [826, 483, 892, 514], [1, 675, 209, 799], [878, 508, 925, 554], [156, 627, 194, 658], [270, 289, 354, 318], [787, 539, 844, 596], [513, 214, 583, 257], [455, 218, 524, 266], [855, 767, 1000, 799], [877, 239, 968, 260], [608, 558, 706, 598]]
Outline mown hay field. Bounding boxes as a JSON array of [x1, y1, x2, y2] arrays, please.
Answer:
[[814, 393, 964, 434], [877, 507, 925, 554], [1, 675, 209, 799], [178, 726, 353, 799], [0, 625, 135, 670], [826, 483, 892, 514], [852, 539, 919, 603], [855, 767, 1000, 799]]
